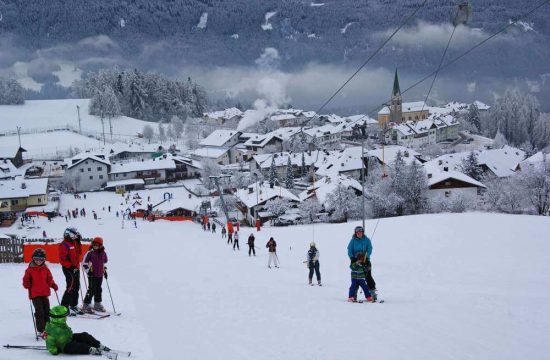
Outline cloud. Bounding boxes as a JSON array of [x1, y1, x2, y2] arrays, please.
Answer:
[[377, 21, 497, 49]]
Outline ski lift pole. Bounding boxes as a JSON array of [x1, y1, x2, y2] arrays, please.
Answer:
[[209, 175, 232, 221]]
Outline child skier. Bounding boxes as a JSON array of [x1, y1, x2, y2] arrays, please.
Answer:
[[211, 223, 216, 233], [22, 248, 58, 337], [307, 242, 321, 286], [221, 226, 227, 239], [82, 237, 108, 313], [233, 231, 240, 250], [266, 237, 279, 268], [347, 225, 377, 300], [348, 253, 373, 302], [45, 305, 115, 358], [247, 233, 256, 256]]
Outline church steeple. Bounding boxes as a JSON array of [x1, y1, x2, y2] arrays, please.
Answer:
[[392, 69, 401, 96], [390, 69, 402, 124]]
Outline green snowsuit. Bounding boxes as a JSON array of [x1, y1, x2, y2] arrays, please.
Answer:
[[45, 306, 73, 355]]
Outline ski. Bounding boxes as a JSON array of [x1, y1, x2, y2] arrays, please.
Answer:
[[74, 313, 111, 319], [103, 352, 118, 360], [109, 349, 132, 357], [95, 311, 122, 316]]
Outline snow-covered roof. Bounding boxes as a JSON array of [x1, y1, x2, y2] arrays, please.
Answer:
[[204, 107, 243, 120], [244, 133, 281, 148], [321, 114, 344, 124], [0, 178, 48, 199], [472, 101, 490, 110], [252, 150, 332, 170], [171, 155, 203, 169], [67, 154, 111, 169], [200, 130, 241, 147], [192, 147, 230, 159], [235, 181, 300, 208], [518, 152, 548, 171], [300, 174, 362, 205], [0, 145, 25, 159], [105, 179, 145, 188], [304, 123, 346, 137], [378, 101, 427, 115], [315, 147, 364, 177], [367, 146, 422, 167], [271, 114, 296, 122], [109, 158, 176, 174], [0, 160, 21, 179], [425, 167, 486, 189]]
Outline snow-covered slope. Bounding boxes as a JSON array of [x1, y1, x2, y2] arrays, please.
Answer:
[[1, 204, 549, 359]]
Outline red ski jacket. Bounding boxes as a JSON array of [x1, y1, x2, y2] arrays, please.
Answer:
[[22, 263, 57, 299], [59, 238, 81, 269]]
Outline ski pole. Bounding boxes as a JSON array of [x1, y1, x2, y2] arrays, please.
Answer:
[[105, 277, 117, 314], [28, 298, 39, 341], [3, 344, 47, 350], [54, 290, 60, 305]]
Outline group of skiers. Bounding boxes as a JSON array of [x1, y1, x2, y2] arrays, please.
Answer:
[[22, 227, 116, 357]]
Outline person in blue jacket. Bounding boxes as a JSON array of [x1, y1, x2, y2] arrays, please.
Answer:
[[347, 225, 377, 300]]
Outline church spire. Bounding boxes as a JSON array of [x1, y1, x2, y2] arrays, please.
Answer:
[[392, 69, 401, 96]]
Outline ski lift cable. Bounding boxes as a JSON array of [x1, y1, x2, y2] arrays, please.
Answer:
[[298, 0, 430, 134], [338, 0, 550, 134]]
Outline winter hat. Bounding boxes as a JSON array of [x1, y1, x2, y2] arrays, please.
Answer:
[[354, 226, 364, 233], [50, 305, 69, 319], [32, 248, 46, 261], [92, 237, 104, 247], [356, 253, 365, 261], [310, 241, 316, 247]]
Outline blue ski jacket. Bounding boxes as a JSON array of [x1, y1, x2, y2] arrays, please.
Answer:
[[347, 234, 373, 259]]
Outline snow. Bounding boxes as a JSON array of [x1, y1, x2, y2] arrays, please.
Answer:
[[230, 34, 239, 39], [341, 22, 355, 34], [0, 131, 101, 159], [235, 181, 300, 208], [199, 130, 240, 147], [0, 177, 48, 198], [197, 12, 208, 29], [110, 158, 176, 174], [192, 147, 229, 159], [262, 11, 277, 31], [0, 99, 155, 139], [204, 107, 243, 121], [105, 178, 145, 188], [1, 208, 550, 359], [310, 2, 325, 7]]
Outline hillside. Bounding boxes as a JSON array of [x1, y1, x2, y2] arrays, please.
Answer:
[[1, 205, 549, 359]]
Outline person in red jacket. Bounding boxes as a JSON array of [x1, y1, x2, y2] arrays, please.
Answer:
[[59, 227, 83, 315], [22, 248, 58, 336]]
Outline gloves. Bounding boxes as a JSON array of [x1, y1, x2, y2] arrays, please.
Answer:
[[52, 283, 58, 291], [104, 268, 108, 280], [72, 268, 79, 275]]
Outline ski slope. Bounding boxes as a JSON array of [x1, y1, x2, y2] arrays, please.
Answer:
[[1, 200, 549, 359]]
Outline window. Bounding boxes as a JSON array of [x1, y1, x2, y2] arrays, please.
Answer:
[[97, 167, 102, 171], [85, 161, 89, 164], [11, 199, 19, 205], [89, 176, 93, 180], [88, 168, 91, 172], [38, 197, 42, 203], [99, 175, 104, 179], [123, 173, 127, 177], [80, 169, 84, 173], [1, 201, 8, 208], [116, 174, 119, 178]]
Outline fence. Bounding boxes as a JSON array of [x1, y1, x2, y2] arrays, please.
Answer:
[[0, 237, 93, 264]]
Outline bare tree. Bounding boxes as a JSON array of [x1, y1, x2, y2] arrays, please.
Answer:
[[142, 124, 155, 143]]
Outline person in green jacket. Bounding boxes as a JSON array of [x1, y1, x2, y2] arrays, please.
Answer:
[[45, 305, 112, 356]]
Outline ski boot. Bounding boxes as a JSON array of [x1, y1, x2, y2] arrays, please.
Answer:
[[94, 302, 107, 312], [69, 306, 84, 316], [370, 288, 378, 302], [82, 303, 95, 314], [347, 297, 357, 302], [308, 279, 313, 286], [366, 296, 374, 302], [317, 281, 322, 286]]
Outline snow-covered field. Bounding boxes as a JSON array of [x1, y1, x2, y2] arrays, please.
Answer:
[[1, 192, 549, 359], [1, 131, 102, 158]]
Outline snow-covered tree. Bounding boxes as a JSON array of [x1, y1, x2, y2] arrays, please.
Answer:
[[265, 198, 291, 219], [0, 77, 25, 105], [517, 160, 550, 215], [285, 157, 294, 189], [200, 159, 221, 190], [298, 198, 322, 223], [493, 129, 507, 149], [269, 157, 277, 187], [301, 152, 307, 177], [89, 86, 121, 142], [483, 177, 523, 214], [404, 161, 429, 215], [166, 123, 175, 141], [158, 122, 166, 143], [459, 151, 483, 181], [390, 150, 407, 215], [466, 103, 481, 133], [325, 184, 361, 222], [142, 124, 154, 143], [171, 116, 185, 143]]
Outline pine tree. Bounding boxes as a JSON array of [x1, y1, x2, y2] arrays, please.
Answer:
[[301, 152, 307, 177], [467, 103, 481, 133], [269, 156, 277, 187], [459, 151, 483, 181], [390, 150, 407, 215], [285, 156, 294, 189], [493, 128, 507, 149], [405, 161, 429, 215]]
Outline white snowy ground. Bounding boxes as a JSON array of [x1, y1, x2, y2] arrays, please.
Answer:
[[1, 131, 102, 158], [1, 192, 550, 359]]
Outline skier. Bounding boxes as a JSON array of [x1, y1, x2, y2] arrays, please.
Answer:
[[348, 253, 373, 302], [247, 233, 256, 256], [347, 225, 377, 300], [207, 222, 211, 231], [227, 222, 234, 244], [221, 226, 227, 239], [233, 231, 240, 250], [45, 305, 115, 357], [22, 248, 58, 337], [43, 230, 47, 238], [307, 242, 321, 286], [211, 223, 216, 233], [266, 237, 279, 268], [59, 227, 83, 315], [82, 237, 108, 313]]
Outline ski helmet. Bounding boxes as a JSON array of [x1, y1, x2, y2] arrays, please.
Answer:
[[354, 226, 364, 233], [310, 241, 316, 247], [92, 237, 103, 247], [49, 305, 69, 319], [64, 227, 80, 240], [32, 248, 46, 261]]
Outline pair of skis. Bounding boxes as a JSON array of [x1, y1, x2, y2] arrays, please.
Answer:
[[3, 344, 131, 358]]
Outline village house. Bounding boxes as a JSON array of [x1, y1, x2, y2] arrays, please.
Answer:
[[0, 178, 49, 214], [109, 157, 176, 184], [424, 164, 487, 203], [202, 107, 244, 127], [0, 146, 27, 168], [64, 154, 111, 192]]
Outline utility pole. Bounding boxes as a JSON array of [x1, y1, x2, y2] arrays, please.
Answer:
[[361, 124, 366, 230], [76, 105, 82, 134], [253, 173, 259, 223], [16, 126, 22, 148]]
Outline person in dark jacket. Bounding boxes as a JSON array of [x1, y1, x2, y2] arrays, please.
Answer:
[[347, 225, 377, 300], [211, 223, 216, 233], [22, 248, 58, 336], [82, 237, 108, 313], [221, 226, 227, 239], [307, 242, 321, 286], [266, 237, 279, 268], [59, 227, 83, 315], [247, 234, 256, 256]]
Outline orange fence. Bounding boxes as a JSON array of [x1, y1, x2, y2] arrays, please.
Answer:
[[23, 243, 91, 264]]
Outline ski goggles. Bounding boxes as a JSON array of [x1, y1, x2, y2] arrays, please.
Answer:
[[32, 256, 46, 262]]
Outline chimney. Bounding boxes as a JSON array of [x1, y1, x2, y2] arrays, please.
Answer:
[[443, 167, 449, 172], [21, 182, 26, 189], [428, 173, 432, 179], [248, 187, 253, 194]]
